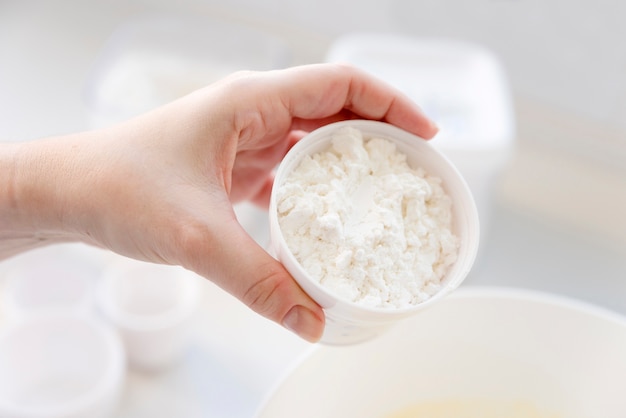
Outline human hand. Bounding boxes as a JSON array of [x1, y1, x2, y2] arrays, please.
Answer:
[[4, 63, 438, 342]]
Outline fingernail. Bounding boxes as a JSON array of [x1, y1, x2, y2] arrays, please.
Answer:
[[428, 120, 440, 138], [282, 305, 324, 343]]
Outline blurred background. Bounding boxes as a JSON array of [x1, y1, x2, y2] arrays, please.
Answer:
[[1, 1, 625, 417]]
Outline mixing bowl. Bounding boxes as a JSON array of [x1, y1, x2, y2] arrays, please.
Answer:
[[257, 287, 626, 418]]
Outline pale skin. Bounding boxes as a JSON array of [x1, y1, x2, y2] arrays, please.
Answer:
[[0, 63, 438, 342]]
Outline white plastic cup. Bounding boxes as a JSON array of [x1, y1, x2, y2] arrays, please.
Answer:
[[96, 258, 200, 371], [269, 120, 480, 345], [2, 254, 98, 321], [0, 312, 125, 418]]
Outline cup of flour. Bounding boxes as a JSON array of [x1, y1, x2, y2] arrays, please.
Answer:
[[269, 120, 479, 345]]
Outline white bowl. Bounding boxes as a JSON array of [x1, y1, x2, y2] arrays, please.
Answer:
[[0, 312, 125, 418], [257, 287, 626, 417], [269, 120, 479, 345]]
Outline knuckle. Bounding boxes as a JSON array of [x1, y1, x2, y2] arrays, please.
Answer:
[[243, 264, 290, 317], [169, 218, 213, 266]]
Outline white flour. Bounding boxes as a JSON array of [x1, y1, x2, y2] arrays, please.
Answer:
[[276, 127, 459, 309]]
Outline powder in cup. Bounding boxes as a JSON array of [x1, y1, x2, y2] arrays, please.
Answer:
[[276, 126, 459, 308]]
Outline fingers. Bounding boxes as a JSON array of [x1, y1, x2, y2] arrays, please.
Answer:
[[276, 63, 439, 139], [229, 130, 306, 207], [246, 129, 306, 208], [188, 209, 325, 342]]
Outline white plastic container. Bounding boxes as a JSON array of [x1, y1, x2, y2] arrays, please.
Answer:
[[84, 14, 291, 128], [0, 312, 125, 418], [269, 120, 479, 345], [326, 34, 515, 250], [96, 258, 200, 371]]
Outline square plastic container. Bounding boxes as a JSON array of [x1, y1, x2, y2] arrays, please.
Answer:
[[84, 14, 291, 128], [269, 120, 479, 345], [326, 34, 515, 255]]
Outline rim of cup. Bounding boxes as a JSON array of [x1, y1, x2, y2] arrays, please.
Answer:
[[269, 120, 480, 320], [2, 260, 97, 320], [96, 260, 200, 331]]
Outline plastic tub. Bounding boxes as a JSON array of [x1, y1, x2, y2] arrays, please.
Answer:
[[84, 14, 291, 128], [326, 33, 515, 253]]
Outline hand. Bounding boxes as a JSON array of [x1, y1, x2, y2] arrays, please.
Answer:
[[3, 63, 438, 342]]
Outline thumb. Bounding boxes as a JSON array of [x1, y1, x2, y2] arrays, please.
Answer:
[[194, 213, 325, 343]]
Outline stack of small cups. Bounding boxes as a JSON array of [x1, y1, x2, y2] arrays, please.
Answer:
[[0, 245, 201, 418]]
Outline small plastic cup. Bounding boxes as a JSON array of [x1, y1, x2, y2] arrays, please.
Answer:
[[96, 258, 200, 371], [269, 120, 480, 345], [2, 253, 98, 321], [0, 312, 125, 418]]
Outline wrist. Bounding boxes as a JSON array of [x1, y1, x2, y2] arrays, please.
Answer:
[[0, 138, 86, 257]]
